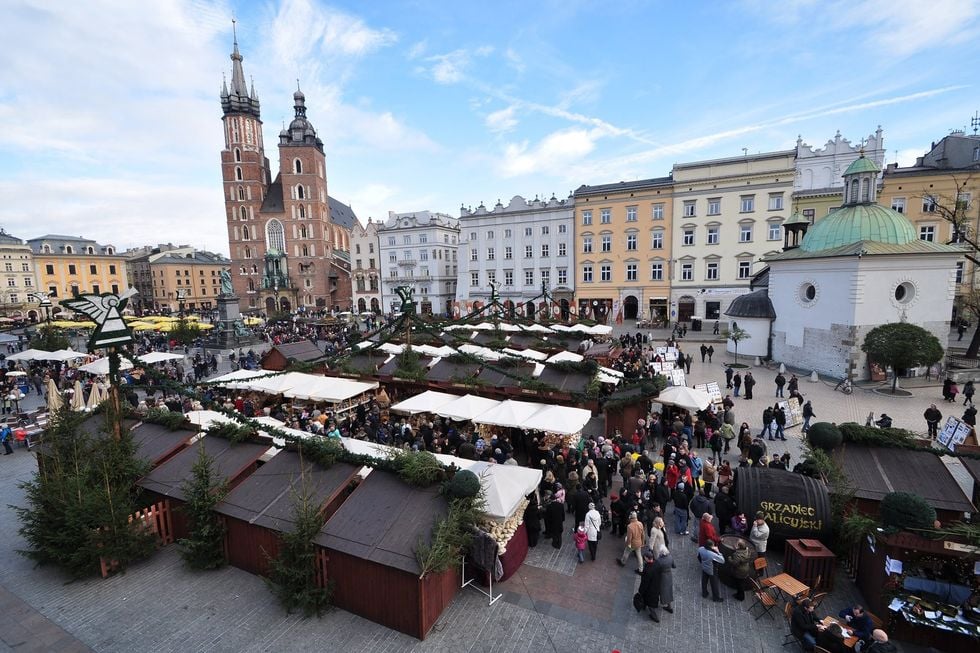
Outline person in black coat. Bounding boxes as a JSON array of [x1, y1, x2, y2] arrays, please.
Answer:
[[638, 549, 663, 622], [963, 405, 978, 427], [524, 493, 541, 547], [544, 493, 565, 549], [573, 487, 591, 525]]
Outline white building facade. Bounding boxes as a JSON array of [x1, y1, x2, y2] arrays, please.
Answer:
[[669, 151, 796, 324], [456, 195, 575, 317], [351, 218, 381, 313], [378, 211, 459, 315]]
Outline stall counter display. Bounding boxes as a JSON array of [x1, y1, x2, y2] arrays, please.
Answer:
[[481, 497, 529, 555], [538, 430, 582, 451], [889, 594, 980, 652]]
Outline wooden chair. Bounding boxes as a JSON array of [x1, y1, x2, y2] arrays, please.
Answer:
[[812, 574, 822, 592], [808, 591, 828, 611], [754, 556, 773, 586], [782, 601, 803, 649], [868, 611, 884, 630], [749, 577, 780, 620]]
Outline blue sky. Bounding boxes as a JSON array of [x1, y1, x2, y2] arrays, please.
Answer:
[[1, 0, 978, 255]]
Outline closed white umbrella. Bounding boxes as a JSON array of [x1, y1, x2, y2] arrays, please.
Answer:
[[655, 385, 712, 411], [70, 380, 86, 411], [86, 383, 104, 410], [46, 378, 63, 413]]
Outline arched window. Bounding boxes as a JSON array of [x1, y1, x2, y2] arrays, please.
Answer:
[[861, 178, 870, 202], [238, 186, 245, 201], [65, 245, 74, 254], [42, 244, 51, 253], [235, 166, 243, 181], [244, 247, 252, 259], [299, 225, 308, 239], [849, 180, 858, 203], [247, 279, 255, 291], [301, 245, 309, 257], [234, 148, 241, 162], [240, 266, 246, 275], [242, 226, 250, 241], [298, 204, 306, 219], [251, 264, 258, 273], [240, 206, 247, 221], [294, 159, 302, 174], [105, 246, 114, 255], [266, 219, 286, 253], [296, 185, 305, 199]]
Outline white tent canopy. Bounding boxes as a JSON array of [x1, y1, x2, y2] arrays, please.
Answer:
[[437, 394, 502, 421], [209, 369, 271, 385], [138, 351, 185, 364], [6, 349, 50, 361], [472, 399, 546, 429], [283, 376, 379, 402], [78, 356, 135, 375], [520, 324, 555, 333], [431, 454, 541, 520], [655, 385, 711, 411], [521, 404, 593, 435], [502, 347, 548, 361], [546, 351, 584, 363], [45, 348, 88, 361], [390, 390, 461, 415], [184, 410, 235, 430], [458, 344, 503, 361]]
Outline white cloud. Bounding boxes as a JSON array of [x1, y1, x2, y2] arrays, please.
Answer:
[[424, 46, 493, 85], [498, 128, 600, 178], [486, 106, 519, 133], [504, 48, 525, 74], [407, 39, 428, 60]]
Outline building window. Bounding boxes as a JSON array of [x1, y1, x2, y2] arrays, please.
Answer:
[[234, 148, 241, 162], [768, 193, 783, 211], [600, 264, 611, 282], [92, 284, 100, 294], [768, 222, 782, 240], [683, 201, 696, 217], [601, 235, 612, 252], [558, 224, 567, 234], [738, 261, 751, 279], [803, 208, 815, 223], [486, 230, 494, 239], [389, 254, 397, 264], [922, 196, 938, 212], [505, 246, 513, 260], [652, 203, 664, 220], [919, 225, 935, 242], [24, 277, 32, 287], [487, 270, 496, 284], [886, 197, 905, 213], [626, 206, 637, 222], [706, 261, 719, 280], [487, 247, 495, 260], [651, 262, 663, 281], [525, 245, 533, 258], [707, 198, 721, 215], [235, 166, 243, 181], [419, 234, 428, 244], [68, 264, 77, 275], [582, 210, 592, 225], [540, 269, 550, 285], [706, 227, 719, 245], [45, 264, 54, 275], [583, 237, 593, 253], [294, 159, 302, 174], [557, 268, 567, 285], [626, 263, 637, 281], [403, 235, 411, 245], [542, 225, 550, 235], [740, 195, 755, 213], [541, 244, 549, 257], [956, 261, 964, 284], [470, 272, 479, 287], [525, 269, 534, 285], [651, 231, 664, 249], [739, 224, 753, 242], [237, 186, 245, 201], [65, 246, 74, 254], [470, 249, 478, 261], [683, 229, 695, 246], [266, 219, 285, 252], [626, 233, 637, 250], [681, 263, 693, 281], [504, 270, 514, 286], [387, 236, 396, 246], [600, 209, 611, 224], [582, 265, 593, 282], [558, 243, 567, 256]]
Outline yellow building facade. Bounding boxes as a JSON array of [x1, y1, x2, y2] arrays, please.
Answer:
[[145, 251, 231, 314], [573, 177, 674, 324], [27, 236, 126, 312]]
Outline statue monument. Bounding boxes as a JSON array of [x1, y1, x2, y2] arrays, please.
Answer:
[[212, 269, 255, 349]]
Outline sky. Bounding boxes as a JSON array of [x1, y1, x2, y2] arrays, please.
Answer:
[[1, 0, 978, 256]]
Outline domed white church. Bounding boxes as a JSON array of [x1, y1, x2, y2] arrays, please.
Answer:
[[726, 154, 964, 380]]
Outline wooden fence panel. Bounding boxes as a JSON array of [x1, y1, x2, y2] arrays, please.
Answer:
[[99, 500, 174, 578]]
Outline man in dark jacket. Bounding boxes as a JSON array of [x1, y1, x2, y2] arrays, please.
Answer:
[[774, 406, 787, 440], [775, 372, 786, 397], [523, 493, 541, 547], [573, 486, 591, 525], [744, 371, 755, 399], [923, 404, 942, 439], [864, 629, 898, 653], [638, 549, 663, 622], [544, 493, 565, 549], [689, 490, 712, 542], [791, 598, 824, 650], [725, 366, 734, 389]]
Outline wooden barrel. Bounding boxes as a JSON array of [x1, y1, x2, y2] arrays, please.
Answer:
[[734, 467, 831, 542]]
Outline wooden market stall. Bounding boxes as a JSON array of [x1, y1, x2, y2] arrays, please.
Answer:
[[137, 437, 271, 540], [214, 451, 359, 577], [38, 415, 193, 471], [314, 470, 458, 640], [960, 456, 980, 519], [835, 445, 976, 525], [260, 341, 326, 371]]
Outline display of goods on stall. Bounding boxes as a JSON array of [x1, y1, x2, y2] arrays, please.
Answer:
[[481, 497, 529, 555], [538, 431, 581, 451]]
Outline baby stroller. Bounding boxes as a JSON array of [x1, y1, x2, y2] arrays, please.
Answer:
[[598, 502, 612, 530]]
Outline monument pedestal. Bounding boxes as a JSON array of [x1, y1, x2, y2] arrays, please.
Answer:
[[211, 293, 255, 349]]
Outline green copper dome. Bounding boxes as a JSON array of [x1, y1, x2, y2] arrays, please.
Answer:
[[843, 155, 880, 176], [800, 204, 917, 252]]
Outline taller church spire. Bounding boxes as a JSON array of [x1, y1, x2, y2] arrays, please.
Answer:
[[220, 20, 261, 119]]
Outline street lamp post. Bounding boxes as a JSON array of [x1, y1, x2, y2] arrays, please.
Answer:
[[175, 289, 187, 319]]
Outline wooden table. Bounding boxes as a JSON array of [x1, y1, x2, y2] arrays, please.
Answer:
[[767, 572, 810, 599], [821, 616, 859, 648]]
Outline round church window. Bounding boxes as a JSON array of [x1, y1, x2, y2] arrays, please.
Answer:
[[894, 282, 915, 303], [800, 283, 816, 303]]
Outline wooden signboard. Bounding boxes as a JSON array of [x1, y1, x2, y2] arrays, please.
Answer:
[[776, 397, 803, 428], [670, 368, 686, 387]]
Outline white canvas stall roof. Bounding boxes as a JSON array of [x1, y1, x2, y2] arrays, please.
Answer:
[[185, 410, 235, 430], [282, 375, 378, 402], [597, 366, 624, 385], [437, 394, 502, 421], [209, 369, 271, 385], [431, 454, 542, 520], [246, 371, 312, 395], [471, 399, 547, 429], [413, 344, 455, 357], [502, 347, 548, 361], [138, 352, 185, 364], [522, 404, 593, 435], [41, 348, 87, 361], [389, 390, 460, 414], [378, 342, 405, 354], [253, 416, 319, 447], [6, 349, 53, 361], [550, 324, 573, 332], [547, 351, 584, 363], [78, 356, 135, 375], [520, 324, 555, 333], [458, 344, 503, 361]]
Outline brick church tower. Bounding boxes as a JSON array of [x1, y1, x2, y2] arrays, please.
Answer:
[[219, 28, 352, 314]]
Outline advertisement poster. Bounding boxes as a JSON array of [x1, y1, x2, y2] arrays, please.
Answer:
[[670, 368, 686, 386], [937, 416, 959, 449]]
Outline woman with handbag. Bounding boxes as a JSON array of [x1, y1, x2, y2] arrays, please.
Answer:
[[584, 502, 602, 561]]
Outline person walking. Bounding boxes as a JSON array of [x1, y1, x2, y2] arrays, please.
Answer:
[[544, 493, 565, 549], [584, 502, 602, 561], [618, 512, 646, 573], [733, 371, 742, 397], [725, 366, 734, 389], [923, 404, 942, 439], [787, 374, 799, 396], [706, 345, 714, 363], [802, 400, 815, 433], [574, 524, 587, 563], [774, 372, 786, 398], [713, 320, 720, 335], [697, 541, 725, 602], [774, 405, 787, 441], [743, 371, 755, 399], [761, 405, 774, 439], [700, 344, 708, 363], [964, 380, 975, 406], [0, 423, 12, 455], [657, 546, 675, 614], [638, 549, 663, 622], [672, 482, 690, 535], [685, 353, 693, 375]]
